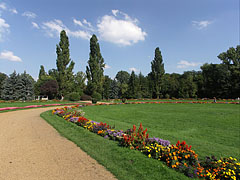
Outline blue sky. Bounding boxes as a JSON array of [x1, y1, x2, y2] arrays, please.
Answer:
[[0, 0, 239, 80]]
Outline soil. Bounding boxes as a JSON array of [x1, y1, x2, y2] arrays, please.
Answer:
[[0, 107, 116, 180]]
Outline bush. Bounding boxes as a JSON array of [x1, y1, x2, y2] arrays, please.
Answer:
[[92, 92, 101, 104], [65, 92, 80, 101], [80, 94, 92, 101]]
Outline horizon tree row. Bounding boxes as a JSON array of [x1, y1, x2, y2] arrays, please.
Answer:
[[0, 30, 239, 101]]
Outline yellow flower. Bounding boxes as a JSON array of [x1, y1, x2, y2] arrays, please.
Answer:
[[148, 154, 151, 158]]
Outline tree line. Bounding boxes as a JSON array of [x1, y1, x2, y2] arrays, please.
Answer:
[[0, 30, 239, 101]]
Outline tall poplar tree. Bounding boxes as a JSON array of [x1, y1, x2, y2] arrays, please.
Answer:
[[150, 47, 165, 98], [86, 34, 105, 97], [56, 30, 75, 97], [39, 65, 46, 80]]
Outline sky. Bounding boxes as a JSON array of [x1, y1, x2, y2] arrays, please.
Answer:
[[0, 0, 239, 80]]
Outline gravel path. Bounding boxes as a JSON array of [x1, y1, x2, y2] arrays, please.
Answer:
[[0, 107, 116, 180]]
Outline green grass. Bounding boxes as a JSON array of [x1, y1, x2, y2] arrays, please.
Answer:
[[41, 110, 189, 180], [0, 101, 84, 108], [101, 99, 240, 103], [82, 103, 240, 160]]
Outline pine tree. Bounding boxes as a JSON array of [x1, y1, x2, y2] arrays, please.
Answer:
[[150, 47, 165, 98], [0, 72, 7, 98], [86, 34, 105, 97], [56, 30, 75, 97], [109, 79, 119, 99], [17, 71, 35, 101], [127, 71, 139, 99], [1, 71, 19, 100]]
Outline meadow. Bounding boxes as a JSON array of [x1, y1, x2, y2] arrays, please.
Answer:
[[41, 103, 240, 179]]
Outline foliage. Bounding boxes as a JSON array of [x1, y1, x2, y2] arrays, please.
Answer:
[[0, 72, 7, 98], [109, 80, 120, 99], [39, 65, 46, 80], [64, 92, 80, 101], [86, 34, 105, 97], [1, 71, 34, 101], [103, 75, 112, 100], [17, 71, 35, 100], [73, 71, 86, 97], [150, 47, 165, 98], [39, 79, 58, 99], [80, 94, 92, 101], [56, 30, 75, 96], [127, 71, 140, 99], [92, 91, 101, 104]]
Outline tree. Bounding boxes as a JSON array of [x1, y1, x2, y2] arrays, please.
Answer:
[[86, 34, 105, 98], [138, 72, 149, 98], [1, 71, 19, 100], [1, 71, 34, 100], [115, 71, 130, 98], [56, 30, 75, 97], [217, 45, 240, 98], [127, 71, 140, 99], [150, 47, 165, 98], [73, 71, 86, 97], [39, 65, 46, 80], [103, 75, 112, 100], [34, 75, 55, 96], [178, 71, 198, 98], [17, 71, 35, 101], [40, 79, 58, 100], [109, 79, 120, 99], [0, 72, 7, 98], [201, 63, 231, 98]]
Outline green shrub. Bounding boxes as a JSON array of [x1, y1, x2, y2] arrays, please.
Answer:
[[92, 92, 101, 104], [65, 92, 80, 101], [80, 94, 92, 101]]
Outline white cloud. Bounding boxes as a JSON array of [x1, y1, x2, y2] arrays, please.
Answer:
[[0, 50, 22, 62], [83, 19, 92, 27], [112, 10, 119, 16], [0, 3, 6, 10], [73, 18, 95, 32], [104, 64, 111, 69], [42, 19, 91, 39], [97, 10, 147, 46], [177, 60, 202, 69], [10, 8, 18, 14], [73, 18, 83, 27], [192, 20, 212, 29], [129, 67, 139, 72], [32, 22, 39, 29], [22, 11, 37, 19], [0, 17, 10, 41]]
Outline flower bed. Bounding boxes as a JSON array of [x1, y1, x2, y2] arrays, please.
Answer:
[[52, 104, 240, 180]]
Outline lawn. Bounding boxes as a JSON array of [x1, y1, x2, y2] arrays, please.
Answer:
[[101, 99, 240, 103], [0, 101, 86, 108], [82, 103, 240, 160], [41, 103, 239, 180]]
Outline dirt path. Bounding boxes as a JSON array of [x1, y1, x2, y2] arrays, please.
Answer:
[[0, 107, 117, 180]]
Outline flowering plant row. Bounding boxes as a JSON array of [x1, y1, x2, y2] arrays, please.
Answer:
[[52, 105, 239, 180]]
